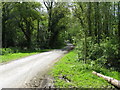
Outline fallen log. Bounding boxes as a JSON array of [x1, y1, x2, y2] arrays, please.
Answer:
[[92, 71, 120, 89]]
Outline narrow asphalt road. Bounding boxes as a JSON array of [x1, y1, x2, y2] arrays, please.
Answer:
[[0, 49, 68, 89]]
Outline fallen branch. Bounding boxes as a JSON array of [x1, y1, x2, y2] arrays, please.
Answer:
[[92, 71, 120, 89]]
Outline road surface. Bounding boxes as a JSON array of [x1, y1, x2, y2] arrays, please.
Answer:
[[0, 49, 68, 89]]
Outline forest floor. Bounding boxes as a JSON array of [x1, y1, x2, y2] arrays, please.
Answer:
[[50, 50, 120, 88], [0, 49, 69, 89], [24, 50, 120, 89]]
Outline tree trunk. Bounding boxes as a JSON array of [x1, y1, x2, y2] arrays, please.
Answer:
[[49, 31, 59, 48], [118, 1, 120, 60], [94, 3, 98, 43], [2, 10, 5, 48], [79, 19, 87, 62], [92, 71, 120, 89], [26, 21, 32, 49], [97, 2, 100, 45], [87, 2, 92, 36], [84, 30, 87, 63], [118, 2, 120, 40], [2, 3, 6, 48], [104, 3, 109, 37], [44, 2, 53, 48], [37, 20, 40, 46], [19, 21, 32, 49]]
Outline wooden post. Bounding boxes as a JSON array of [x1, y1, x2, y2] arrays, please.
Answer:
[[92, 71, 120, 88]]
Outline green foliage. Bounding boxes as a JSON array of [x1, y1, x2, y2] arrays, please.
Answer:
[[1, 2, 120, 88], [101, 37, 119, 60], [1, 47, 52, 55], [0, 48, 52, 63], [89, 43, 103, 60], [0, 47, 25, 55], [69, 2, 120, 71], [2, 2, 46, 49], [74, 36, 120, 71], [88, 37, 119, 69], [100, 37, 120, 69], [1, 48, 14, 55], [0, 53, 37, 63], [51, 51, 120, 88], [45, 2, 70, 48]]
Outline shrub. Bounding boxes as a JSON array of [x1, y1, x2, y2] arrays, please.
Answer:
[[89, 44, 103, 60], [1, 47, 21, 55], [75, 36, 120, 70], [100, 37, 119, 69], [1, 48, 14, 55]]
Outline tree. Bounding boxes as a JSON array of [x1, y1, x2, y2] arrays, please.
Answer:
[[73, 2, 88, 62], [10, 2, 41, 49], [44, 1, 70, 48], [2, 2, 16, 48]]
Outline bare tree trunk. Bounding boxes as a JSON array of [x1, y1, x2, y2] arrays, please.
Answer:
[[118, 1, 120, 63], [118, 2, 120, 40], [97, 2, 100, 45], [84, 31, 87, 63], [94, 3, 98, 43], [87, 2, 92, 36], [92, 71, 120, 89], [76, 3, 87, 63], [2, 3, 6, 48], [37, 20, 40, 46], [44, 1, 53, 48]]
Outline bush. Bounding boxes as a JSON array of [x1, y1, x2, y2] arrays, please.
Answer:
[[75, 38, 87, 61], [75, 36, 120, 70], [100, 37, 119, 69], [88, 37, 119, 69], [89, 44, 103, 60], [3, 48, 14, 55], [1, 47, 21, 55], [51, 50, 120, 88], [75, 37, 103, 61]]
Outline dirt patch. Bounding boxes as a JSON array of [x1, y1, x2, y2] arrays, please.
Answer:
[[24, 73, 55, 88]]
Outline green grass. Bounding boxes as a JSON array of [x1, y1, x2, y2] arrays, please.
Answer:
[[51, 50, 120, 88], [0, 53, 37, 63], [0, 49, 52, 63]]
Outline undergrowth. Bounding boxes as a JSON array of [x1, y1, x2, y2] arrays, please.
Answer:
[[0, 53, 38, 63], [51, 50, 120, 88], [0, 48, 52, 63]]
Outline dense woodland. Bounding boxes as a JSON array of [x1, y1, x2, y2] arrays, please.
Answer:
[[1, 2, 120, 72]]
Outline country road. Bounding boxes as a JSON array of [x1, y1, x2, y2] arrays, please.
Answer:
[[0, 49, 68, 89]]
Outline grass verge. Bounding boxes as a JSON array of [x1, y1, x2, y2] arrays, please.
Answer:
[[50, 50, 120, 88], [0, 49, 51, 63]]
